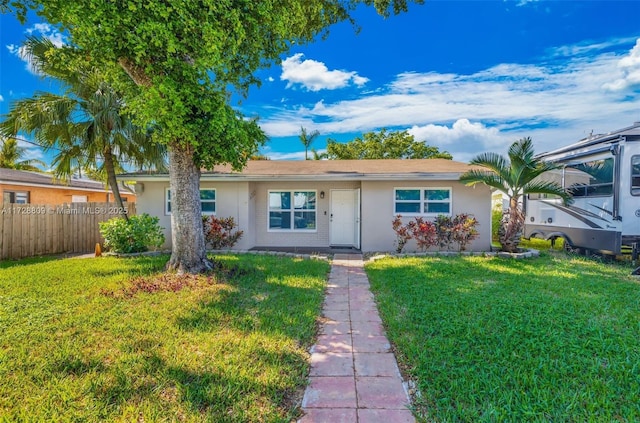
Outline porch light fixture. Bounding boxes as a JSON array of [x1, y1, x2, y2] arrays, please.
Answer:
[[320, 191, 325, 199]]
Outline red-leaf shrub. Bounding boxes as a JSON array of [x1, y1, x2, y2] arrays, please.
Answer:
[[203, 216, 243, 249], [407, 217, 438, 252], [451, 213, 480, 251], [392, 215, 412, 253], [392, 213, 480, 252]]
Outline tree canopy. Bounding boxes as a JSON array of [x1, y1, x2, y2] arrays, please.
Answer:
[[0, 36, 167, 215], [3, 0, 424, 273], [326, 129, 452, 160], [0, 137, 45, 171]]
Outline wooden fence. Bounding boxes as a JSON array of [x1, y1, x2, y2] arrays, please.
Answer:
[[0, 202, 136, 260]]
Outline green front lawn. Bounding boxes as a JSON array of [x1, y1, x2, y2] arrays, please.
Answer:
[[366, 253, 640, 422], [0, 254, 329, 422]]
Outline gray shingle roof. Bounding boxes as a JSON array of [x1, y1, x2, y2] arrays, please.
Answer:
[[0, 168, 134, 193]]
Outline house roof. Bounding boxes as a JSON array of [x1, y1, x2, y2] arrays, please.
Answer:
[[0, 168, 134, 194], [120, 159, 478, 182]]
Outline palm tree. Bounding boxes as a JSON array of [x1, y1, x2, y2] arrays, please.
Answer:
[[0, 37, 166, 215], [310, 148, 328, 160], [460, 137, 571, 253], [299, 127, 320, 160], [0, 137, 46, 171]]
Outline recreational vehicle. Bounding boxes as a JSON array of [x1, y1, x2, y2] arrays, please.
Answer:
[[524, 122, 640, 258]]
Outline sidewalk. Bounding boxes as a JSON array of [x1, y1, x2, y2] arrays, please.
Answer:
[[299, 254, 415, 423]]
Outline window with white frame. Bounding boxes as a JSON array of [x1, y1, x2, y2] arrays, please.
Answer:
[[268, 190, 316, 230], [2, 190, 29, 204], [394, 188, 451, 215], [166, 188, 216, 215]]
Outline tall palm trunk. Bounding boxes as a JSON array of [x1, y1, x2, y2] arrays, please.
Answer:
[[166, 141, 212, 273], [103, 146, 128, 220], [499, 196, 524, 253]]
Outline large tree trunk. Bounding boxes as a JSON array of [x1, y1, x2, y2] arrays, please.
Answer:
[[166, 141, 213, 273], [103, 146, 128, 220]]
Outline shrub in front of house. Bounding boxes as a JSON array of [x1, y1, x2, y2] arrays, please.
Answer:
[[99, 213, 165, 253], [392, 214, 480, 253], [451, 213, 480, 251], [202, 215, 243, 250], [392, 215, 413, 253], [407, 217, 438, 252]]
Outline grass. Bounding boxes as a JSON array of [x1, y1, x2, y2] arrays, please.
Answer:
[[366, 252, 640, 422], [0, 254, 329, 422]]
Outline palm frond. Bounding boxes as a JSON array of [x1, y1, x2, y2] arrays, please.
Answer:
[[459, 169, 509, 195]]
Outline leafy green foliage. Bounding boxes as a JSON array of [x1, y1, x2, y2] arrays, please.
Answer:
[[202, 215, 244, 250], [0, 36, 167, 212], [0, 254, 328, 421], [0, 137, 45, 171], [99, 213, 165, 253], [460, 137, 570, 252], [326, 128, 452, 160], [367, 254, 640, 422], [4, 0, 423, 271]]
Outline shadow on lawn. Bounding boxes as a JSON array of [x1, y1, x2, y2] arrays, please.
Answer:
[[0, 255, 60, 269], [175, 268, 321, 345], [85, 347, 305, 419]]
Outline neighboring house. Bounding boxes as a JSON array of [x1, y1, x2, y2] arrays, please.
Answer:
[[0, 168, 135, 204], [121, 159, 492, 253]]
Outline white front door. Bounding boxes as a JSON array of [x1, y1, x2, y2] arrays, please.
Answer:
[[330, 189, 360, 248]]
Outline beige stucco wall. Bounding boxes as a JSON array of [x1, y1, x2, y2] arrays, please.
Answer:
[[251, 180, 360, 248], [137, 178, 491, 253], [133, 180, 253, 250], [360, 180, 492, 252]]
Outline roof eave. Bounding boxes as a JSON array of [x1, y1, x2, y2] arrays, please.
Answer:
[[118, 172, 466, 182]]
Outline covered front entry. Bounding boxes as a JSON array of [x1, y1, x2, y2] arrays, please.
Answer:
[[329, 189, 361, 248]]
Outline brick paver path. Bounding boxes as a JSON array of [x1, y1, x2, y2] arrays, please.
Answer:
[[299, 254, 415, 423]]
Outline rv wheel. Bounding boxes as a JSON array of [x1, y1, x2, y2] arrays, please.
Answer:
[[562, 239, 576, 254]]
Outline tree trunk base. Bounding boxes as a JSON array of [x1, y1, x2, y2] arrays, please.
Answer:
[[166, 254, 214, 274]]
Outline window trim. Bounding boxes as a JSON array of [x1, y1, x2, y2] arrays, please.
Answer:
[[165, 187, 216, 215], [632, 155, 640, 196], [267, 189, 317, 232], [393, 187, 452, 216], [3, 190, 30, 204], [562, 157, 614, 198]]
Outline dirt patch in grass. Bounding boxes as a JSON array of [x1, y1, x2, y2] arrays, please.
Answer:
[[101, 261, 253, 298]]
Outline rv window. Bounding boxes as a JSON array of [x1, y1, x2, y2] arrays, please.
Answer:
[[632, 155, 640, 196], [564, 157, 613, 197]]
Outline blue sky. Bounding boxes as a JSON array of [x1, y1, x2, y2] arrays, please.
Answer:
[[1, 0, 640, 166]]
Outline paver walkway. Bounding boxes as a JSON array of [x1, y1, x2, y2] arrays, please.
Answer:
[[298, 254, 415, 423]]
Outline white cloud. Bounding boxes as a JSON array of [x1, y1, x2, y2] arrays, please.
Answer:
[[0, 94, 4, 102], [16, 139, 45, 162], [6, 23, 67, 75], [548, 36, 638, 59], [281, 53, 369, 91], [260, 37, 640, 160], [26, 23, 66, 47], [602, 38, 640, 91]]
